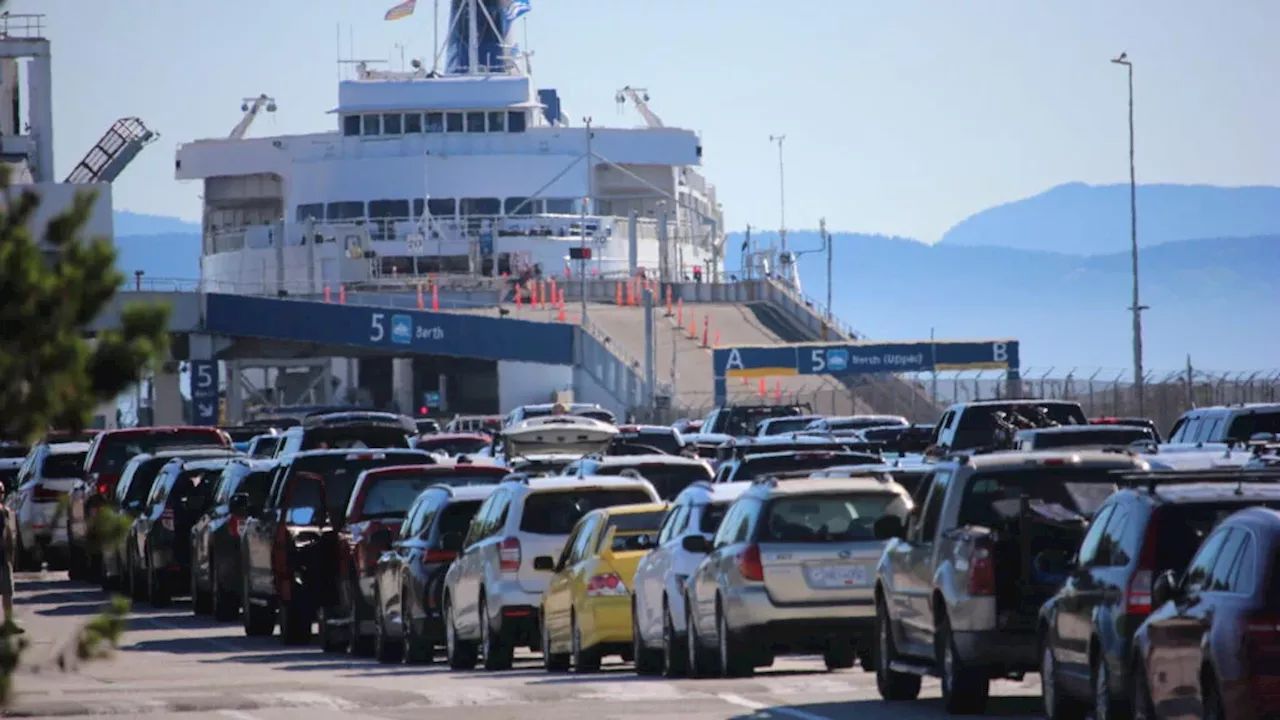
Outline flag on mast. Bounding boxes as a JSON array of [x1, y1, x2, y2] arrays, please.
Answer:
[[384, 0, 417, 21], [505, 0, 531, 23]]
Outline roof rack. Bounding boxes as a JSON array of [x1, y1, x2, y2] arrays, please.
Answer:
[[1113, 467, 1280, 494], [501, 472, 532, 484], [424, 482, 455, 496]]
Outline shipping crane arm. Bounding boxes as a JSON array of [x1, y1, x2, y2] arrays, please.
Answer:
[[614, 86, 664, 128], [230, 94, 277, 139]]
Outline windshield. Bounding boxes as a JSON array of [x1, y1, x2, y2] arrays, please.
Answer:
[[290, 453, 426, 521], [1154, 501, 1280, 577], [418, 437, 490, 456], [358, 476, 443, 519], [758, 418, 817, 435], [958, 468, 1121, 527], [700, 501, 732, 534], [121, 457, 174, 506], [437, 500, 483, 537], [249, 436, 280, 458], [301, 426, 412, 452], [759, 493, 909, 543], [1030, 428, 1154, 449], [42, 451, 88, 479], [520, 489, 655, 535], [603, 511, 665, 552], [91, 429, 228, 474], [735, 453, 878, 482], [596, 462, 712, 500], [827, 418, 906, 431], [1226, 411, 1280, 441]]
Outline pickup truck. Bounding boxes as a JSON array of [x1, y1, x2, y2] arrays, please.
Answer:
[[928, 399, 1088, 455], [872, 449, 1148, 714], [236, 448, 431, 644]]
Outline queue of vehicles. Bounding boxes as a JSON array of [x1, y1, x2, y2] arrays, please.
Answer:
[[5, 399, 1280, 719]]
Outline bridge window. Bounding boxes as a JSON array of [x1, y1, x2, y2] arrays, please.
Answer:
[[404, 113, 423, 133], [369, 199, 411, 240], [488, 111, 506, 132], [508, 111, 527, 133], [382, 114, 403, 135], [466, 112, 486, 133], [362, 114, 381, 136], [426, 112, 444, 133], [461, 198, 501, 216], [326, 201, 365, 221], [545, 198, 576, 214], [414, 198, 457, 218], [342, 115, 362, 136], [296, 204, 324, 222], [504, 197, 533, 216], [445, 112, 463, 133]]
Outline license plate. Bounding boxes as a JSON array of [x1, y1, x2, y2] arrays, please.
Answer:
[[805, 563, 869, 588]]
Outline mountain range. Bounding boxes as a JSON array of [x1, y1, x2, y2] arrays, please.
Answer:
[[106, 183, 1280, 373]]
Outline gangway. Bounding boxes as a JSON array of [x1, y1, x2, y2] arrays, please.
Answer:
[[64, 117, 157, 184]]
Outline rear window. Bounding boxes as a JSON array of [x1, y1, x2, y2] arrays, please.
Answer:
[[604, 511, 665, 552], [700, 501, 732, 534], [236, 469, 275, 508], [1154, 501, 1280, 575], [358, 476, 443, 519], [759, 493, 908, 543], [417, 437, 490, 456], [1031, 428, 1153, 448], [721, 406, 806, 436], [827, 418, 906, 431], [301, 426, 412, 452], [597, 462, 712, 499], [520, 488, 655, 535], [291, 452, 427, 519], [122, 458, 174, 506], [735, 453, 877, 482], [1226, 411, 1280, 441], [889, 470, 930, 501], [510, 457, 573, 476], [759, 418, 816, 435], [171, 464, 228, 511], [91, 429, 228, 474], [958, 468, 1121, 527], [42, 451, 88, 479], [438, 500, 483, 537], [612, 432, 684, 456], [0, 446, 29, 460]]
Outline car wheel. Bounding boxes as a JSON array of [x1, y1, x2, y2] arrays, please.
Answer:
[[717, 602, 752, 678], [570, 610, 600, 673], [401, 589, 432, 665], [1093, 653, 1128, 720], [373, 588, 403, 664], [1041, 640, 1086, 720], [631, 598, 661, 675], [1130, 657, 1155, 720], [875, 602, 922, 700], [937, 613, 989, 715], [541, 610, 570, 672], [661, 600, 687, 678], [444, 596, 477, 670]]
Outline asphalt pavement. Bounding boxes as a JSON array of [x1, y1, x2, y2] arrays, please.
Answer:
[[6, 572, 1045, 719]]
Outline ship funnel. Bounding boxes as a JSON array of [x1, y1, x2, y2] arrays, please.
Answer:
[[447, 0, 516, 74]]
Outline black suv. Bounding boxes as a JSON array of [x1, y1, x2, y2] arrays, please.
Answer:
[[1038, 467, 1280, 720]]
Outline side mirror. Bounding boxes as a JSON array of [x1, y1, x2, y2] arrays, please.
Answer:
[[440, 531, 463, 552], [533, 555, 555, 571], [1151, 570, 1179, 608], [371, 527, 393, 550], [229, 493, 250, 517], [681, 534, 710, 554], [874, 515, 906, 541], [1033, 549, 1073, 578]]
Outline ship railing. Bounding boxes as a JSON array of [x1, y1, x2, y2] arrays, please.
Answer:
[[0, 14, 45, 39]]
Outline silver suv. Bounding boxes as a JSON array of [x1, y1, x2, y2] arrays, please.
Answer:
[[441, 474, 660, 671], [682, 475, 912, 678]]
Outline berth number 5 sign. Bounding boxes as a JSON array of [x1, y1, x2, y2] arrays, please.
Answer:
[[188, 360, 219, 426]]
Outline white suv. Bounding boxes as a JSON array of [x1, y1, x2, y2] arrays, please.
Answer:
[[630, 480, 752, 676], [441, 474, 660, 671]]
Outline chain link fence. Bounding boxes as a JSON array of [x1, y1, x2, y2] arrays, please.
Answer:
[[652, 367, 1280, 433]]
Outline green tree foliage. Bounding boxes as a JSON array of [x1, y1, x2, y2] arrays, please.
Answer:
[[0, 163, 170, 705]]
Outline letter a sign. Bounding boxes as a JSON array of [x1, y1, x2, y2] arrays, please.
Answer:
[[723, 348, 744, 375]]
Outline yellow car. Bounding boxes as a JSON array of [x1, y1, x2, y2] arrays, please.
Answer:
[[539, 502, 668, 672]]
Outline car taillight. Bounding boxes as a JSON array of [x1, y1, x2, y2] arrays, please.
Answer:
[[160, 508, 175, 532], [32, 486, 63, 502], [228, 515, 242, 538], [967, 539, 997, 595], [499, 537, 521, 573], [1125, 512, 1161, 615], [585, 572, 627, 597], [736, 544, 764, 582], [423, 549, 456, 563]]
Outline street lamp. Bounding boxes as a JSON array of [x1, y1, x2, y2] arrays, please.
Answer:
[[1111, 52, 1147, 416], [768, 134, 788, 257]]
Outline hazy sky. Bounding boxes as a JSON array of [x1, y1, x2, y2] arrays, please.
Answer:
[[17, 0, 1280, 241]]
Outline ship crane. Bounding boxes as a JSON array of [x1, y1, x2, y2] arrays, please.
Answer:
[[614, 86, 663, 128], [230, 94, 277, 139]]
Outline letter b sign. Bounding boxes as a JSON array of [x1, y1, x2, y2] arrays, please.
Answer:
[[992, 342, 1008, 365]]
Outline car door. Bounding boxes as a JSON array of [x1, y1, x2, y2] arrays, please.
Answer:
[[545, 516, 598, 648], [694, 499, 759, 640], [453, 488, 506, 637], [889, 469, 949, 655], [1051, 503, 1116, 685], [245, 466, 287, 598], [636, 502, 686, 643]]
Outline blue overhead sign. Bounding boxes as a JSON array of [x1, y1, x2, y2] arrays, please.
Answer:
[[205, 294, 574, 366], [187, 360, 219, 426], [712, 339, 1020, 404]]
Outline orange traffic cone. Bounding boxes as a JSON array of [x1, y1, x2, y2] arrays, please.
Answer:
[[615, 282, 623, 305], [431, 283, 439, 311], [417, 284, 424, 309], [757, 378, 767, 397], [339, 285, 346, 304]]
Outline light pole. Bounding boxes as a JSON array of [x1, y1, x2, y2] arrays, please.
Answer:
[[1111, 52, 1147, 416], [581, 116, 593, 323], [768, 134, 788, 259]]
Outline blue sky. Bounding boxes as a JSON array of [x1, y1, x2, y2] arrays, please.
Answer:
[[19, 0, 1280, 242]]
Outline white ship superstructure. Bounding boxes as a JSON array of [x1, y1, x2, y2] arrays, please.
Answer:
[[176, 0, 725, 296]]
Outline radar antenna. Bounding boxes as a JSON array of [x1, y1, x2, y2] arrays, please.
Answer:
[[614, 86, 664, 128], [231, 94, 277, 139]]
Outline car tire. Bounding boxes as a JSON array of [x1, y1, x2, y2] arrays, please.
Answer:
[[823, 638, 856, 671], [480, 596, 514, 671], [1203, 676, 1225, 720], [148, 565, 171, 607], [191, 566, 212, 615], [346, 580, 374, 657], [632, 598, 662, 675], [570, 610, 600, 673], [373, 588, 403, 664], [875, 601, 921, 701], [685, 598, 719, 678], [241, 575, 275, 637], [541, 610, 570, 672], [278, 596, 312, 646], [717, 602, 753, 678], [317, 604, 342, 653], [936, 614, 989, 715], [401, 589, 432, 665], [211, 558, 238, 621], [661, 600, 687, 678], [1041, 639, 1086, 720], [444, 596, 477, 670], [1130, 657, 1155, 720], [1093, 652, 1128, 720]]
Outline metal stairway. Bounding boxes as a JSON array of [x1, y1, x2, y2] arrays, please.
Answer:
[[64, 117, 156, 184]]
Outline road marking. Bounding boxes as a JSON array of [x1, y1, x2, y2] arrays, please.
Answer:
[[415, 687, 517, 706], [219, 711, 262, 720], [244, 692, 359, 710], [717, 692, 835, 720]]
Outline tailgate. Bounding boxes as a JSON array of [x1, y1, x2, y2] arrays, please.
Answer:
[[518, 533, 569, 595], [760, 540, 882, 605]]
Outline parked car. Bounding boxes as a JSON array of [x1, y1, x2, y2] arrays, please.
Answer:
[[8, 441, 88, 569]]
